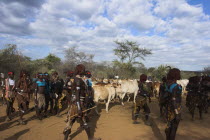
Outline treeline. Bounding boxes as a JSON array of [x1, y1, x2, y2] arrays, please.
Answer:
[[0, 42, 202, 81]]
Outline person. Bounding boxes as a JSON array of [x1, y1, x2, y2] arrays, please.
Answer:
[[159, 76, 167, 117], [165, 68, 182, 140], [64, 71, 74, 102], [63, 64, 101, 140], [133, 74, 152, 125], [32, 73, 39, 97], [35, 73, 47, 120], [200, 76, 210, 113], [185, 76, 203, 120], [84, 71, 95, 115], [0, 73, 6, 105], [16, 70, 31, 124], [43, 72, 53, 116], [5, 72, 16, 121], [51, 71, 64, 116]]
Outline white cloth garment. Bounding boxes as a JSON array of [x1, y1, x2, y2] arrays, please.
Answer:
[[9, 78, 15, 86]]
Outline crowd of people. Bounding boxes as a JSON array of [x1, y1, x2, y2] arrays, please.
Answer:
[[134, 68, 209, 140], [0, 64, 100, 140], [134, 68, 182, 140], [0, 70, 64, 123], [0, 65, 209, 140]]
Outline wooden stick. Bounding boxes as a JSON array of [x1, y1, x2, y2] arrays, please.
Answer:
[[70, 106, 97, 119]]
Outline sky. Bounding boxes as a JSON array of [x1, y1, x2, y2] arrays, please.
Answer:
[[0, 0, 210, 71]]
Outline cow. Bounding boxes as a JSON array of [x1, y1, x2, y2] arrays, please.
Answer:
[[93, 83, 116, 113], [152, 82, 161, 98], [115, 79, 139, 105], [177, 79, 189, 95]]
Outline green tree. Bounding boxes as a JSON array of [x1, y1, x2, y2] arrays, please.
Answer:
[[113, 40, 152, 78], [0, 44, 36, 78], [114, 40, 152, 64], [45, 53, 61, 64], [154, 65, 169, 81], [45, 54, 61, 69]]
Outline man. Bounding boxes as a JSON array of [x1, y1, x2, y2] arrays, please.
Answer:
[[133, 74, 152, 126], [5, 72, 16, 121], [43, 72, 53, 116], [165, 68, 182, 140], [64, 71, 74, 107], [35, 73, 47, 120], [63, 64, 100, 140], [16, 70, 30, 124], [186, 76, 202, 120], [51, 71, 64, 116], [63, 71, 75, 122], [64, 71, 74, 102], [200, 76, 210, 113], [84, 71, 95, 115]]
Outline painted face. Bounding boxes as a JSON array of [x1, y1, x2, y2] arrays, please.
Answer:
[[9, 74, 14, 79], [44, 73, 49, 79]]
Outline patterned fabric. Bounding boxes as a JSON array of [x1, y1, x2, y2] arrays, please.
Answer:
[[135, 96, 147, 108], [68, 100, 85, 120], [134, 82, 151, 115], [37, 93, 45, 109], [16, 92, 29, 107]]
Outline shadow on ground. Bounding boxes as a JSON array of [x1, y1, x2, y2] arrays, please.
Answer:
[[4, 128, 30, 140]]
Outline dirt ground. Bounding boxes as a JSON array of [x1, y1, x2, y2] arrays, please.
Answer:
[[0, 96, 209, 140]]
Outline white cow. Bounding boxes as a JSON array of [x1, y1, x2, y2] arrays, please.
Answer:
[[115, 79, 139, 105], [93, 84, 116, 113], [177, 79, 189, 94]]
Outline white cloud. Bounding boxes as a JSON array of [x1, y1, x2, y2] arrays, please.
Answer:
[[0, 0, 210, 71]]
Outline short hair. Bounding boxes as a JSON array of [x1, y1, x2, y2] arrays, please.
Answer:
[[140, 74, 147, 82], [167, 68, 181, 81], [74, 64, 86, 75]]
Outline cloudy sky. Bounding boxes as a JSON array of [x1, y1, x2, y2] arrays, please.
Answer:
[[0, 0, 210, 71]]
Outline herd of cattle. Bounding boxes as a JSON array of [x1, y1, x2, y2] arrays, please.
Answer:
[[91, 78, 190, 113]]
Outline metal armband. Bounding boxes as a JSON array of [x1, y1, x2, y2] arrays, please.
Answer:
[[76, 87, 80, 90], [71, 94, 76, 102], [76, 101, 81, 111]]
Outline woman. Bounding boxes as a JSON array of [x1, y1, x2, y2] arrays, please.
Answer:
[[5, 72, 16, 121], [165, 68, 182, 140]]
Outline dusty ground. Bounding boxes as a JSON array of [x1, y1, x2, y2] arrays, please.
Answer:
[[0, 97, 209, 140]]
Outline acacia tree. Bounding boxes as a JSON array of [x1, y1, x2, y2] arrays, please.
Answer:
[[114, 40, 152, 64], [63, 47, 94, 72], [113, 40, 152, 78]]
